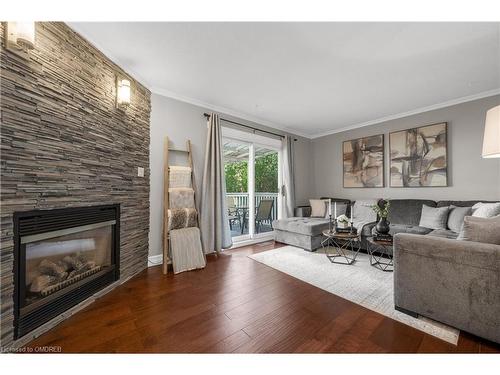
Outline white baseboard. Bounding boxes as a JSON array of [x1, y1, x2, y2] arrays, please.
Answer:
[[147, 234, 274, 266], [148, 254, 163, 267], [229, 234, 275, 249]]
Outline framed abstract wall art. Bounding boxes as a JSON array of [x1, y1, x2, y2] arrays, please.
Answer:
[[389, 122, 448, 187], [343, 134, 384, 188]]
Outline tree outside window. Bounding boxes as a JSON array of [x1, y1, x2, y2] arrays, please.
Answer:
[[225, 153, 278, 193]]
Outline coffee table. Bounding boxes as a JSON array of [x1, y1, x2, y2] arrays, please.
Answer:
[[321, 230, 361, 265], [366, 236, 394, 272]]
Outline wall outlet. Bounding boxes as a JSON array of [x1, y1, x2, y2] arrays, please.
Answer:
[[137, 167, 145, 177]]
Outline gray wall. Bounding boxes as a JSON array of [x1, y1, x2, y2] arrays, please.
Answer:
[[312, 95, 500, 201], [149, 93, 313, 257]]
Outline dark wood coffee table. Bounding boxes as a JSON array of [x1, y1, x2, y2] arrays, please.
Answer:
[[366, 236, 394, 272]]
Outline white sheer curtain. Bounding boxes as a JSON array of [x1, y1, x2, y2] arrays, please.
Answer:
[[281, 135, 296, 218]]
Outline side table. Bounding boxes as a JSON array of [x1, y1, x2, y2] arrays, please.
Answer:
[[321, 230, 361, 265], [366, 236, 394, 272]]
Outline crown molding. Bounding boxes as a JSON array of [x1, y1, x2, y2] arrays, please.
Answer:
[[310, 88, 500, 139], [150, 85, 500, 140], [150, 86, 311, 139]]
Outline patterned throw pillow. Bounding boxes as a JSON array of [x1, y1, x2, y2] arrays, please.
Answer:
[[472, 202, 500, 218], [419, 205, 450, 230]]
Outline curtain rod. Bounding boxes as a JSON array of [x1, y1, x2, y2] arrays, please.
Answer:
[[203, 113, 297, 141]]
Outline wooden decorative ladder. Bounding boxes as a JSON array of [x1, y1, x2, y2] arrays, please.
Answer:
[[162, 136, 198, 274]]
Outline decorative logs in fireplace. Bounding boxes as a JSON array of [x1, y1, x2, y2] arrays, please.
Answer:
[[29, 253, 102, 297]]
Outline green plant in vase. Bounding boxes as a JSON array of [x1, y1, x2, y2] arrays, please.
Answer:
[[371, 201, 391, 235]]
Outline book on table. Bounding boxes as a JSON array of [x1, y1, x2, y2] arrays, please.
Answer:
[[373, 233, 393, 242], [335, 227, 357, 234]]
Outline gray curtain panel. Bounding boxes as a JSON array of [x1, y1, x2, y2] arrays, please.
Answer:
[[281, 135, 296, 218], [200, 113, 233, 253]]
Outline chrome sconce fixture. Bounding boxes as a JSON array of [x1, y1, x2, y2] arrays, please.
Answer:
[[4, 22, 35, 58], [116, 78, 131, 109]]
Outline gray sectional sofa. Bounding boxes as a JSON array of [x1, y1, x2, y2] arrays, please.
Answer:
[[273, 198, 497, 250], [272, 197, 500, 343], [272, 198, 350, 251], [382, 199, 496, 239], [273, 216, 332, 251]]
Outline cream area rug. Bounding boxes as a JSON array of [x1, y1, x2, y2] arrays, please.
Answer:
[[249, 246, 459, 345]]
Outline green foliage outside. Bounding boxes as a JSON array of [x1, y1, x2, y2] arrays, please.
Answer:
[[225, 160, 248, 193], [225, 153, 278, 193]]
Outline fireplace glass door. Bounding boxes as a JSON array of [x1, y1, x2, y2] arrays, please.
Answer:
[[14, 204, 120, 339], [22, 221, 114, 309]]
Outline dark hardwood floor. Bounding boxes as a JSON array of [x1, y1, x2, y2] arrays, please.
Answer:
[[26, 241, 499, 353]]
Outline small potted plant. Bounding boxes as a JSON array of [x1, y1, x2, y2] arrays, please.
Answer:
[[371, 201, 391, 235], [336, 214, 349, 229]]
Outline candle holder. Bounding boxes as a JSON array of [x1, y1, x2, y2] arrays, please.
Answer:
[[349, 220, 355, 234], [328, 214, 337, 235]]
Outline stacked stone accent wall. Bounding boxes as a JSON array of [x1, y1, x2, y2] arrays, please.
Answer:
[[0, 22, 151, 346]]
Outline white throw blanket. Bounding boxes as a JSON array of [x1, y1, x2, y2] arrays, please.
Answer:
[[353, 199, 378, 235], [170, 227, 206, 274], [169, 188, 195, 209], [169, 166, 192, 188]]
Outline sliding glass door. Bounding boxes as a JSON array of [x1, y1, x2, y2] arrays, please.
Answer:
[[223, 127, 281, 243], [224, 139, 251, 240], [253, 145, 279, 236]]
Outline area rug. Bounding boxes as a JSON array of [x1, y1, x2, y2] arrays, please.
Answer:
[[248, 246, 459, 345]]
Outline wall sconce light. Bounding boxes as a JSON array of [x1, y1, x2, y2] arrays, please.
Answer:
[[4, 22, 35, 58], [116, 78, 131, 108]]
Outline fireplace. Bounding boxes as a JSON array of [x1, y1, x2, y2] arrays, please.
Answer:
[[13, 204, 120, 339]]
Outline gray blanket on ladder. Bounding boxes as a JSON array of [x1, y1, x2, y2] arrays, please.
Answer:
[[169, 227, 206, 274]]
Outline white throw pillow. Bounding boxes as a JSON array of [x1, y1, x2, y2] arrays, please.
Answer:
[[309, 199, 328, 218], [472, 202, 500, 218]]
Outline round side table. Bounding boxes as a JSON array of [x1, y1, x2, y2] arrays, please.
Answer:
[[366, 236, 394, 272], [321, 230, 361, 265]]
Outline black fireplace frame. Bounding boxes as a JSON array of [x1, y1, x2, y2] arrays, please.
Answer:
[[13, 204, 120, 339]]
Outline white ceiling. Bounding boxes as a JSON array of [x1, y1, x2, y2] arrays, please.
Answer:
[[69, 22, 500, 138]]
